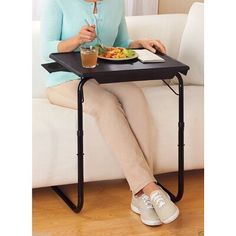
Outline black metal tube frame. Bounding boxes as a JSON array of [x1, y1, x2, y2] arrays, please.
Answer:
[[51, 73, 184, 213]]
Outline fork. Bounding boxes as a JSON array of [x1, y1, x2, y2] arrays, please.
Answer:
[[84, 19, 106, 50]]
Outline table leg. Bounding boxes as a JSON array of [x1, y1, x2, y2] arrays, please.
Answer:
[[51, 73, 184, 212], [51, 77, 91, 213], [158, 73, 184, 202]]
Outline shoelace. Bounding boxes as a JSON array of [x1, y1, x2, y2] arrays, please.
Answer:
[[141, 194, 153, 209], [151, 191, 166, 209]]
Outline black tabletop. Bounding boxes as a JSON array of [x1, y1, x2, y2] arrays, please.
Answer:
[[46, 50, 189, 84]]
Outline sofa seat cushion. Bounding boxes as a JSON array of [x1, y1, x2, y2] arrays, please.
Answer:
[[32, 85, 203, 188]]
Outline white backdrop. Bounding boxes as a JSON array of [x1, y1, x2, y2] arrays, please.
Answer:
[[32, 0, 158, 20]]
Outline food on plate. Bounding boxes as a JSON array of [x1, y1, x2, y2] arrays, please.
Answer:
[[96, 45, 136, 59]]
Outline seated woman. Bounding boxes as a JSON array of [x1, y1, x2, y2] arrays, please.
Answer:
[[41, 0, 179, 226]]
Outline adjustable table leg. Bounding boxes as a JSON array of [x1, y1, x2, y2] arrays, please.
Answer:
[[159, 73, 184, 202], [51, 77, 91, 213]]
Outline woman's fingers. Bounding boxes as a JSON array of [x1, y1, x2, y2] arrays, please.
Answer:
[[143, 42, 156, 53], [81, 32, 96, 40], [79, 37, 93, 44], [151, 40, 166, 54], [141, 40, 167, 54], [83, 29, 96, 38], [80, 25, 96, 41], [155, 40, 167, 53], [157, 40, 166, 51], [81, 25, 96, 33], [80, 33, 96, 42]]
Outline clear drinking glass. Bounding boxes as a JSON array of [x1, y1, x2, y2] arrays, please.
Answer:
[[80, 46, 98, 68]]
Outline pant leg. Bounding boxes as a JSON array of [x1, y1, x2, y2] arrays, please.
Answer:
[[101, 82, 157, 173], [46, 79, 156, 195]]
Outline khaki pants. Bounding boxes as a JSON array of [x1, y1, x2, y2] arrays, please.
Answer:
[[47, 79, 157, 195]]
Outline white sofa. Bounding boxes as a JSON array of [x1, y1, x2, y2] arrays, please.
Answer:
[[32, 3, 204, 188]]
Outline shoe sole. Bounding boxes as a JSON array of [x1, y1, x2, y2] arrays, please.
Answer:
[[130, 204, 162, 226], [162, 207, 180, 224]]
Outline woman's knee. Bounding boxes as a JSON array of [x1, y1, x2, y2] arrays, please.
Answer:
[[46, 88, 77, 109], [46, 88, 57, 104], [122, 83, 147, 104], [130, 83, 145, 96], [86, 91, 123, 118]]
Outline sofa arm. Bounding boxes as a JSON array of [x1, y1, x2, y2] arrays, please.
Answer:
[[178, 3, 204, 86]]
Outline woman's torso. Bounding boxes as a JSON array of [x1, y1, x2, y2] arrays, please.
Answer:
[[58, 0, 122, 47], [41, 0, 128, 87]]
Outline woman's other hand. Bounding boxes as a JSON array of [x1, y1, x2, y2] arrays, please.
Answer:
[[77, 25, 97, 44], [140, 39, 166, 54], [130, 39, 167, 54]]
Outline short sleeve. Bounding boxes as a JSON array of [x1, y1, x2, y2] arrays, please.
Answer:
[[41, 0, 63, 61]]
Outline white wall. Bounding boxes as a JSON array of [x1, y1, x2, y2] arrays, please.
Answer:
[[32, 0, 158, 20]]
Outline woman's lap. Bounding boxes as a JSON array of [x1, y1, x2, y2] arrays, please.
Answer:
[[46, 79, 100, 110], [46, 79, 145, 112]]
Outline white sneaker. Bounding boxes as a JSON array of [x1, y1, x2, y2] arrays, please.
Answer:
[[131, 193, 162, 226], [150, 188, 179, 224]]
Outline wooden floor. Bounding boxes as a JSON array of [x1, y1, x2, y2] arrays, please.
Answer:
[[33, 170, 204, 236]]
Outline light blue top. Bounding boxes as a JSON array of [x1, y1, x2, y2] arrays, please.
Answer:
[[41, 0, 132, 87]]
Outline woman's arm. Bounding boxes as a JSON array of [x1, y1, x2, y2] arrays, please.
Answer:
[[41, 0, 63, 60], [41, 0, 96, 58], [58, 25, 96, 53]]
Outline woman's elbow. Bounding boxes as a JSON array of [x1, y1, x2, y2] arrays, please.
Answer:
[[42, 48, 50, 61], [41, 41, 60, 61]]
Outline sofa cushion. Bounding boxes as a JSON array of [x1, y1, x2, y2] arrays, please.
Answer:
[[178, 3, 204, 85], [33, 84, 204, 188]]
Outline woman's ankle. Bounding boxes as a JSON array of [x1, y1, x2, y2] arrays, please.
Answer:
[[134, 190, 143, 197], [142, 182, 161, 196]]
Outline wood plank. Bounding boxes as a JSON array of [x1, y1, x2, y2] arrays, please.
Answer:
[[33, 170, 204, 236]]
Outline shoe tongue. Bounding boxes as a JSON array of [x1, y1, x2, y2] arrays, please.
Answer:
[[140, 194, 153, 209], [150, 190, 163, 201], [141, 193, 148, 198]]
